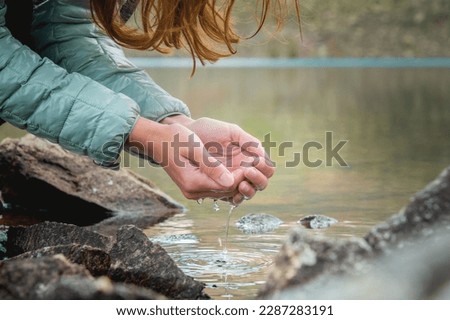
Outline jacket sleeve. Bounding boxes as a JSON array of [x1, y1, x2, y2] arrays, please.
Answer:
[[0, 1, 140, 168], [31, 0, 191, 123]]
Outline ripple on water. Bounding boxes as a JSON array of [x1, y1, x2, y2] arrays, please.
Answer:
[[169, 247, 274, 279]]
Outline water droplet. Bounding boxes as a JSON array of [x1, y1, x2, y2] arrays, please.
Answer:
[[213, 199, 220, 212], [223, 205, 237, 254], [197, 198, 204, 205]]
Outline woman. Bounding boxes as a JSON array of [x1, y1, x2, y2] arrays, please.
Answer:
[[0, 0, 286, 204]]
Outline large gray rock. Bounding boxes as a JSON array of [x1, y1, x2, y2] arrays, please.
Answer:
[[269, 228, 450, 299], [109, 225, 208, 300], [259, 165, 450, 299], [0, 135, 183, 230], [0, 255, 162, 299], [259, 228, 372, 298], [365, 166, 450, 252]]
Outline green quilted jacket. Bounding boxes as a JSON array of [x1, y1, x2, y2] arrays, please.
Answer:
[[0, 0, 190, 168]]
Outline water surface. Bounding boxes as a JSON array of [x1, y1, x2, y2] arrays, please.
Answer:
[[139, 66, 450, 299]]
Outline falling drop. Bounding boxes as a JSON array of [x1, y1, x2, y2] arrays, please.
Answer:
[[213, 199, 220, 212], [197, 198, 204, 205], [223, 205, 237, 255]]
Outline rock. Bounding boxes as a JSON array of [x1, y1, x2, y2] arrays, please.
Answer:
[[235, 213, 283, 234], [298, 215, 338, 229], [0, 255, 91, 299], [108, 225, 208, 300], [1, 222, 207, 299], [0, 255, 162, 299], [11, 244, 111, 276], [42, 276, 164, 300], [259, 165, 450, 299], [258, 228, 372, 298], [365, 166, 450, 252], [0, 135, 183, 229], [4, 222, 112, 257], [269, 228, 450, 299], [0, 226, 7, 259]]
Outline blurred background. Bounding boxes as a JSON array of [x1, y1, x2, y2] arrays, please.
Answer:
[[125, 0, 450, 58]]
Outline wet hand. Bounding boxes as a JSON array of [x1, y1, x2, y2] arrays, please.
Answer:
[[127, 117, 244, 200], [163, 116, 275, 204]]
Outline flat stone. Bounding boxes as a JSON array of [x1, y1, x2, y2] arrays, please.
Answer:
[[235, 213, 283, 234], [0, 135, 183, 229], [298, 215, 338, 229]]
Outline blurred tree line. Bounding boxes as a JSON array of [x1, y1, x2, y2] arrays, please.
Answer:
[[126, 0, 450, 58]]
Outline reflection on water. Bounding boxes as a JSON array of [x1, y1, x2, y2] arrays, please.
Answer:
[[1, 66, 449, 299]]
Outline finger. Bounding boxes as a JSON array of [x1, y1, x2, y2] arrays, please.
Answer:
[[183, 169, 245, 200], [178, 131, 235, 189], [244, 167, 269, 191], [184, 190, 235, 200], [238, 181, 257, 200], [201, 156, 235, 188], [184, 188, 240, 200], [252, 155, 276, 179], [232, 193, 245, 206], [231, 127, 275, 178], [233, 127, 266, 159]]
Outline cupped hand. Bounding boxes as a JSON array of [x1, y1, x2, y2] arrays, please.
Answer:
[[127, 117, 243, 200], [163, 116, 275, 204]]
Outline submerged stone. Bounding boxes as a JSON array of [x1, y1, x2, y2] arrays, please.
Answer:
[[236, 213, 283, 234], [298, 215, 338, 229], [151, 234, 199, 245]]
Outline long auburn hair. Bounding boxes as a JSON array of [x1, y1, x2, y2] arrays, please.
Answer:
[[90, 0, 301, 73]]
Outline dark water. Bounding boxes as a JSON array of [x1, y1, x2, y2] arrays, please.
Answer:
[[1, 66, 449, 299]]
